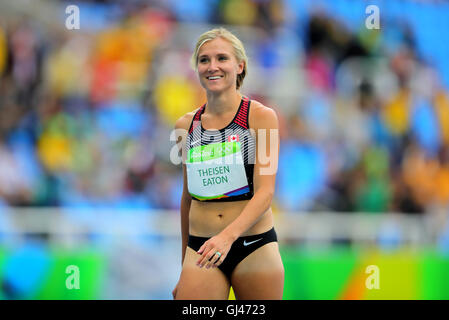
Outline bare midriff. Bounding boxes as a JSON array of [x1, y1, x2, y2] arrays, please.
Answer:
[[189, 199, 273, 237]]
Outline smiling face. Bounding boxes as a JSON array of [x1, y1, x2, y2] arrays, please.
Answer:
[[196, 37, 245, 93]]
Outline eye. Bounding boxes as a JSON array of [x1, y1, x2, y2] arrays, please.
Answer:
[[199, 57, 209, 63], [218, 56, 228, 61]]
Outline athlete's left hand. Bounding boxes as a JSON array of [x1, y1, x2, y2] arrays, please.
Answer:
[[196, 232, 234, 269]]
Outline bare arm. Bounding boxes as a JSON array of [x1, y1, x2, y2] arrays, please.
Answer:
[[179, 163, 191, 264], [174, 114, 194, 265]]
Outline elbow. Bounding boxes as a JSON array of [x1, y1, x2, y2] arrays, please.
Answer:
[[265, 189, 274, 204], [180, 191, 192, 213], [256, 188, 274, 211]]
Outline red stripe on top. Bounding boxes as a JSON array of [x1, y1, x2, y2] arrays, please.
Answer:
[[235, 116, 246, 123], [234, 120, 246, 128], [233, 97, 250, 129], [189, 104, 206, 133], [236, 112, 247, 120]]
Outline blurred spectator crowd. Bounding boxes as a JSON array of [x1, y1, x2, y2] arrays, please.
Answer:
[[0, 0, 449, 215]]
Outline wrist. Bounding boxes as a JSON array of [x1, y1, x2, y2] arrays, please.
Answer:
[[221, 226, 240, 243]]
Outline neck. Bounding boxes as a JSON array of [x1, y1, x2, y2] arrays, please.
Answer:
[[206, 89, 242, 115]]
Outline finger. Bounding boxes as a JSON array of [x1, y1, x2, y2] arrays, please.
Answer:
[[196, 241, 211, 263], [197, 250, 212, 266], [198, 237, 217, 255], [197, 241, 217, 266], [213, 254, 224, 267], [206, 251, 222, 269], [205, 253, 217, 269], [209, 252, 221, 266], [197, 249, 208, 266], [197, 243, 206, 254], [201, 250, 215, 268], [196, 244, 209, 265], [199, 249, 216, 268]]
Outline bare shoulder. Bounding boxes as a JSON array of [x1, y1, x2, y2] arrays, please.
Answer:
[[249, 99, 279, 130], [174, 109, 198, 131]]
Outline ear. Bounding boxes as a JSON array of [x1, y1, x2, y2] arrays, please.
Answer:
[[237, 60, 245, 75]]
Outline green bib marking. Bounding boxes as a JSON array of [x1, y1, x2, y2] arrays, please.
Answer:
[[187, 142, 240, 163]]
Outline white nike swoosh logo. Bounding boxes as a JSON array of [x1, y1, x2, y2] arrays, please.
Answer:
[[243, 238, 263, 246]]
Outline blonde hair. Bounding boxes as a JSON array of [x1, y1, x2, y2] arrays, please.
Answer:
[[191, 27, 248, 90]]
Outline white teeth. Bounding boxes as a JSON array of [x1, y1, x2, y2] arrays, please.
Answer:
[[208, 76, 222, 80]]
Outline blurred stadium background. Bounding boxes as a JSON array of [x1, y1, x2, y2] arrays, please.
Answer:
[[0, 0, 449, 300]]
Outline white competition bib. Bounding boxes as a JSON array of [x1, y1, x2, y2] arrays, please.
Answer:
[[186, 142, 249, 200]]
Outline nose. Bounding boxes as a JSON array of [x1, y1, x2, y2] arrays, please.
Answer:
[[208, 58, 219, 73]]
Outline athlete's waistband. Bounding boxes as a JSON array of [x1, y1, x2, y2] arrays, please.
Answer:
[[189, 227, 277, 243]]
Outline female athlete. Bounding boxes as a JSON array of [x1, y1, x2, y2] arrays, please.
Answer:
[[172, 27, 284, 300]]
